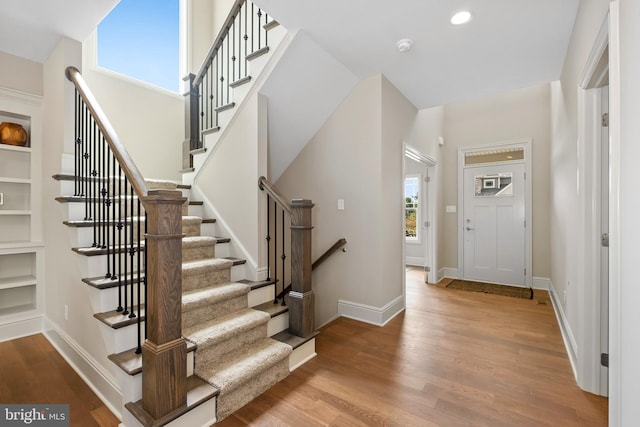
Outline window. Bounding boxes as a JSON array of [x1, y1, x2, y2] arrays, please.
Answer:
[[405, 175, 420, 241], [97, 0, 180, 92]]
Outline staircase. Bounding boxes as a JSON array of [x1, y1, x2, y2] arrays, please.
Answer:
[[53, 175, 314, 425]]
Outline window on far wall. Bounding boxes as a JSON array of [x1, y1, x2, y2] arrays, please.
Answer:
[[97, 0, 180, 92], [405, 175, 420, 242]]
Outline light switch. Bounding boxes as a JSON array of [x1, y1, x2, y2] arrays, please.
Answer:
[[337, 199, 345, 211], [446, 205, 457, 213]]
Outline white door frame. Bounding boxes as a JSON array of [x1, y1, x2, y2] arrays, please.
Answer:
[[457, 139, 532, 287], [403, 144, 438, 282], [576, 12, 609, 397]]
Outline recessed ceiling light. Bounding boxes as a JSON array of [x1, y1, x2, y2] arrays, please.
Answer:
[[451, 11, 472, 25]]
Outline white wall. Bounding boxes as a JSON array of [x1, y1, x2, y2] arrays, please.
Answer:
[[275, 75, 416, 326], [613, 0, 640, 424], [42, 37, 123, 414], [441, 83, 552, 279], [82, 31, 184, 182], [0, 51, 43, 95]]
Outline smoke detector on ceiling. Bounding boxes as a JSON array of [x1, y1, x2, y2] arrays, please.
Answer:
[[396, 38, 413, 53]]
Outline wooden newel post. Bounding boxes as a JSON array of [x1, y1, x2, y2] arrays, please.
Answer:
[[182, 73, 199, 170], [289, 199, 315, 338], [141, 189, 187, 419]]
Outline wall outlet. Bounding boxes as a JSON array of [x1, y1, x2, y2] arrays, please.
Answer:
[[64, 305, 69, 321], [446, 205, 457, 213]]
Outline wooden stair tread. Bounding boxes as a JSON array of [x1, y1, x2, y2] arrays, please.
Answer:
[[230, 76, 252, 88], [214, 236, 230, 244], [83, 273, 144, 289], [94, 305, 146, 329], [125, 376, 218, 427], [72, 244, 145, 257], [272, 330, 318, 350], [223, 257, 246, 266], [253, 301, 288, 318], [246, 46, 269, 61], [264, 20, 280, 31], [202, 218, 216, 224], [215, 102, 236, 113], [238, 278, 277, 290], [109, 341, 197, 376]]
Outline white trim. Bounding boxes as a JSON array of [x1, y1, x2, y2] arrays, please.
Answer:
[[531, 276, 551, 291], [337, 296, 404, 327], [405, 256, 425, 267], [0, 87, 43, 105], [457, 139, 532, 287], [548, 282, 578, 381], [579, 17, 610, 89], [607, 3, 621, 425], [289, 339, 316, 371], [43, 318, 122, 421], [0, 315, 43, 342], [441, 267, 461, 279]]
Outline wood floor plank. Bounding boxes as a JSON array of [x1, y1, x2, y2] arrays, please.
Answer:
[[217, 269, 607, 426]]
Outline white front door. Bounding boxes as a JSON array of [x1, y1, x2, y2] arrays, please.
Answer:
[[463, 162, 526, 285]]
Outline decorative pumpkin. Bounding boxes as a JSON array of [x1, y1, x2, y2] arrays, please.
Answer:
[[0, 122, 28, 146]]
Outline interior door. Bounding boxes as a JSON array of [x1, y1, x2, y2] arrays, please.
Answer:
[[463, 162, 526, 286], [600, 85, 609, 394]]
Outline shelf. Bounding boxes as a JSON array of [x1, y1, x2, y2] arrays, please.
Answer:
[[0, 144, 30, 153], [0, 275, 36, 290], [0, 242, 43, 250], [0, 210, 31, 216], [0, 177, 31, 184]]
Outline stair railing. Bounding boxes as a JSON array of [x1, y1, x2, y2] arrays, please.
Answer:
[[182, 0, 274, 170], [258, 176, 315, 338], [66, 66, 187, 421]]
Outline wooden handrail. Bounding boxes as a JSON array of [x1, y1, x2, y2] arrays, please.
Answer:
[[312, 238, 347, 270], [258, 176, 293, 216], [65, 66, 149, 198], [194, 0, 246, 85]]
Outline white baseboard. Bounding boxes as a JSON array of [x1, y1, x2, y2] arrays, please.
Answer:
[[43, 318, 122, 421], [289, 338, 316, 371], [0, 315, 43, 343], [531, 276, 551, 290], [405, 256, 425, 267], [338, 295, 404, 327], [441, 267, 460, 279], [547, 282, 578, 380]]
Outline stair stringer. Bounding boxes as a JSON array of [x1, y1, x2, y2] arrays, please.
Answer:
[[185, 30, 296, 284]]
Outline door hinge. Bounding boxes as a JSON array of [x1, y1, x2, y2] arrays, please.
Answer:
[[524, 268, 527, 276], [425, 266, 431, 272], [425, 221, 431, 227], [425, 176, 430, 183], [602, 113, 609, 127], [601, 233, 609, 248], [601, 353, 609, 367], [524, 220, 526, 228]]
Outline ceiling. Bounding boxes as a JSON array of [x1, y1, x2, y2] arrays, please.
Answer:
[[253, 0, 580, 109], [0, 0, 119, 63]]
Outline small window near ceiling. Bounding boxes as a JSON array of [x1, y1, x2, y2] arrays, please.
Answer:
[[97, 0, 180, 92], [405, 175, 420, 241]]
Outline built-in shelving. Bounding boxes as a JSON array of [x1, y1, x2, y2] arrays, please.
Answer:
[[0, 88, 44, 330]]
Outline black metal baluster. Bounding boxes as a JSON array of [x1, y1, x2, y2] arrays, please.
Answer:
[[136, 197, 142, 353], [143, 211, 148, 350], [129, 184, 136, 319], [251, 3, 255, 53], [226, 32, 230, 102], [74, 91, 80, 196], [117, 165, 123, 312], [266, 194, 271, 282], [111, 153, 118, 281], [281, 209, 286, 306], [91, 120, 97, 244], [100, 134, 107, 249], [105, 145, 112, 278], [232, 19, 236, 85], [265, 13, 269, 47], [257, 9, 262, 49], [83, 102, 90, 218], [238, 8, 243, 80], [244, 3, 248, 77], [273, 200, 278, 304], [209, 63, 214, 128], [215, 53, 220, 127], [199, 77, 204, 134], [123, 173, 130, 315]]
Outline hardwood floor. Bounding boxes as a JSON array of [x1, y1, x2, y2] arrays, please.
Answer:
[[218, 269, 608, 426], [0, 333, 120, 427]]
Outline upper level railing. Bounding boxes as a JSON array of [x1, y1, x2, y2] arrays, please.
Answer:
[[183, 0, 274, 169], [66, 67, 187, 422]]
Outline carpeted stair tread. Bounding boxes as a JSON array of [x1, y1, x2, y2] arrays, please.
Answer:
[[183, 308, 269, 349], [196, 337, 291, 394], [182, 258, 233, 274], [182, 282, 249, 313], [145, 179, 178, 189], [182, 236, 217, 246]]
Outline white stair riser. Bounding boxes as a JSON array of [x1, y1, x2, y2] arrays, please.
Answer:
[[187, 204, 204, 217], [213, 242, 229, 258], [289, 338, 316, 371], [267, 312, 289, 336], [248, 284, 275, 307], [200, 222, 216, 237], [122, 397, 217, 427]]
